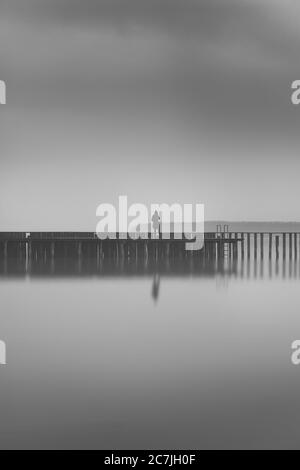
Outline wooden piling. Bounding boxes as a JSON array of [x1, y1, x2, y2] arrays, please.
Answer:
[[166, 242, 170, 258], [276, 236, 280, 260], [283, 233, 286, 260], [289, 233, 292, 259], [260, 233, 264, 259], [254, 233, 257, 259], [51, 242, 55, 258], [217, 239, 222, 260], [294, 233, 298, 260], [233, 233, 238, 258], [269, 233, 272, 259], [247, 233, 251, 259], [96, 242, 100, 267], [241, 233, 244, 259], [78, 241, 82, 257]]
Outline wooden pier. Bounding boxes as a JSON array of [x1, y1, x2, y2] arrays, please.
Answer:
[[0, 232, 241, 262], [0, 232, 300, 264]]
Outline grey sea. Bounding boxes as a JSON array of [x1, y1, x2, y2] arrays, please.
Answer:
[[0, 237, 300, 449]]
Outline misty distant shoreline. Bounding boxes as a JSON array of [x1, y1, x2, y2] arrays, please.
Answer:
[[206, 222, 300, 233], [2, 221, 300, 235]]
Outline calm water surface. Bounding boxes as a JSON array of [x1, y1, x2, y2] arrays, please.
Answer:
[[0, 252, 300, 449]]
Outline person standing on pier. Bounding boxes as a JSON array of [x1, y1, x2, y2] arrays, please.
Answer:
[[152, 210, 160, 238]]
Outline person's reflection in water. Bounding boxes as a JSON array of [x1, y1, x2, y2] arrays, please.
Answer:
[[152, 272, 160, 302]]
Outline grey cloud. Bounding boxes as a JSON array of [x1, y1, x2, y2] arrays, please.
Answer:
[[2, 0, 300, 226], [4, 0, 300, 73], [4, 0, 244, 33], [1, 0, 299, 146]]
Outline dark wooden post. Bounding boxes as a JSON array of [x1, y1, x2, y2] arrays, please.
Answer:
[[289, 233, 292, 259], [229, 232, 232, 259], [220, 232, 225, 259], [155, 241, 158, 261], [217, 239, 222, 259], [3, 241, 8, 259], [96, 242, 100, 268], [241, 233, 244, 259], [166, 242, 170, 258], [234, 232, 239, 258], [276, 236, 280, 260], [3, 241, 8, 275], [51, 242, 55, 258], [269, 233, 272, 259], [25, 240, 29, 271], [78, 241, 82, 257], [294, 234, 298, 260], [254, 233, 257, 259], [260, 233, 264, 259], [282, 233, 286, 260], [247, 233, 250, 259]]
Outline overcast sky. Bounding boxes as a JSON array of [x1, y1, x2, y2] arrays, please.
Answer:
[[1, 0, 300, 230]]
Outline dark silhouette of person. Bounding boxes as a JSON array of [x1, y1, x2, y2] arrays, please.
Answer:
[[152, 273, 160, 302], [152, 210, 160, 237]]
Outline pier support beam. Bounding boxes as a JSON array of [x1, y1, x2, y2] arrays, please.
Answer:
[[166, 242, 170, 259], [276, 236, 280, 260], [247, 233, 251, 259], [260, 233, 264, 259], [234, 233, 238, 258], [78, 241, 82, 257], [3, 241, 8, 275], [217, 240, 222, 260], [283, 233, 286, 260], [229, 233, 232, 259], [96, 242, 100, 268], [51, 242, 55, 258], [241, 233, 244, 259]]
